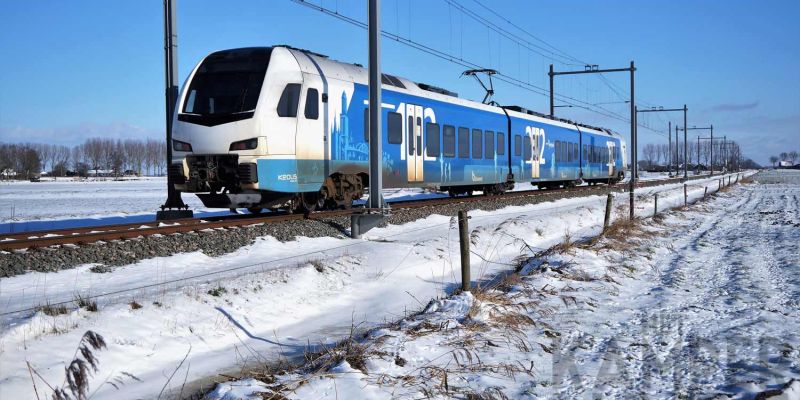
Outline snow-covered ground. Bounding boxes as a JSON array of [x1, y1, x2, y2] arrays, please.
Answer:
[[0, 171, 683, 234], [0, 173, 749, 399], [216, 172, 800, 399]]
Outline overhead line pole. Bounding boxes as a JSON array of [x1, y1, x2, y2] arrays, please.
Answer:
[[681, 125, 714, 175], [351, 0, 387, 238], [636, 105, 688, 179], [668, 121, 671, 176], [549, 62, 637, 219], [157, 0, 191, 220]]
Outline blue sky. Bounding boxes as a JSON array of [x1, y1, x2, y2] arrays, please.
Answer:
[[1, 0, 798, 164]]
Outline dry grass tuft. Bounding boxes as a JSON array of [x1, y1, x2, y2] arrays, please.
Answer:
[[207, 285, 228, 297], [303, 324, 370, 375], [129, 300, 142, 310], [39, 303, 69, 316], [48, 330, 108, 400], [75, 295, 98, 312], [551, 230, 574, 254]]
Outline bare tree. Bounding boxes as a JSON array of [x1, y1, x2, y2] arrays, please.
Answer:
[[642, 143, 656, 169], [769, 156, 779, 168], [789, 151, 798, 165], [20, 146, 41, 179]]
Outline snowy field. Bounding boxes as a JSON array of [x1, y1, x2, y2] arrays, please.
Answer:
[[218, 172, 799, 399], [0, 173, 752, 399], [0, 177, 218, 233], [0, 172, 680, 234]]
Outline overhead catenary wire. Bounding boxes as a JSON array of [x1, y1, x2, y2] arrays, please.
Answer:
[[289, 0, 667, 136], [465, 0, 664, 113]]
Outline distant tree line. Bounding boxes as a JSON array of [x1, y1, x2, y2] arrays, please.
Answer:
[[768, 151, 799, 168], [0, 138, 167, 180], [639, 139, 760, 171]]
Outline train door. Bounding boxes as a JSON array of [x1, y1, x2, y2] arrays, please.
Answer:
[[406, 104, 424, 182], [296, 75, 325, 185], [607, 142, 615, 176], [531, 128, 541, 179]]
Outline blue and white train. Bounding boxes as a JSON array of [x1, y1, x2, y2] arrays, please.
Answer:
[[169, 46, 627, 212]]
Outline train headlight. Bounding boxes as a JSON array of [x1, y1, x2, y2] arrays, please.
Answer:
[[172, 139, 193, 152], [229, 138, 259, 151]]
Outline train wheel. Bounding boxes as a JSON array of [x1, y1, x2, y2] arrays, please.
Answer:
[[299, 192, 325, 212]]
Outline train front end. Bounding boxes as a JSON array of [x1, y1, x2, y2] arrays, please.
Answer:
[[168, 47, 300, 211]]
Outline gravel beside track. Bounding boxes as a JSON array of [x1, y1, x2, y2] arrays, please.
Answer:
[[0, 175, 714, 277]]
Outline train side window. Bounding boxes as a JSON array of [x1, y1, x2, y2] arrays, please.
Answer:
[[472, 129, 483, 159], [416, 117, 422, 156], [574, 143, 579, 161], [566, 142, 571, 161], [304, 88, 319, 120], [443, 125, 456, 157], [583, 144, 588, 161], [407, 116, 414, 155], [387, 112, 402, 144], [554, 141, 560, 162], [277, 83, 301, 117], [514, 135, 522, 156], [364, 109, 369, 142], [426, 123, 440, 157], [484, 131, 494, 158], [523, 136, 531, 160], [458, 127, 470, 158], [497, 132, 505, 155]]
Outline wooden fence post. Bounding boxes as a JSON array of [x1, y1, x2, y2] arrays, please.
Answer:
[[704, 187, 708, 200], [603, 193, 613, 232], [654, 193, 658, 215], [684, 184, 688, 207], [458, 210, 470, 291]]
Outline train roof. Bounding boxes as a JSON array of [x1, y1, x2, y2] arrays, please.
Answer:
[[272, 45, 622, 139]]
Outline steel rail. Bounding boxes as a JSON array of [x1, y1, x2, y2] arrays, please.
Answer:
[[0, 175, 701, 252]]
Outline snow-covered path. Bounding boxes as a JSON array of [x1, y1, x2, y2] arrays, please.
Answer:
[[0, 173, 753, 399], [549, 182, 800, 397], [246, 176, 798, 400]]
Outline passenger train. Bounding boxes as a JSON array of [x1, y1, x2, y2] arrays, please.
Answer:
[[169, 46, 627, 212]]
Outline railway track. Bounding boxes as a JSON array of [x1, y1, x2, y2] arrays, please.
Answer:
[[0, 175, 701, 252]]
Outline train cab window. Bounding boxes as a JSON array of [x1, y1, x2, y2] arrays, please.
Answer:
[[426, 123, 440, 157], [496, 132, 505, 155], [443, 125, 456, 157], [304, 88, 319, 120], [387, 112, 402, 144], [514, 135, 522, 156], [472, 129, 483, 159], [484, 131, 494, 158], [523, 136, 531, 160], [458, 127, 470, 158], [277, 83, 301, 117]]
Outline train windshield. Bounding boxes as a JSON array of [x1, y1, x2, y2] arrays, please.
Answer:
[[182, 48, 271, 118]]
